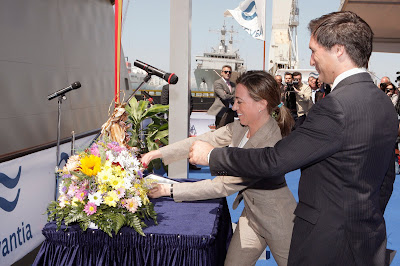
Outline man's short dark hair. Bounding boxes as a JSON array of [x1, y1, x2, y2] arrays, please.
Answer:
[[222, 65, 232, 71], [292, 72, 302, 78], [308, 11, 373, 68], [284, 72, 292, 77]]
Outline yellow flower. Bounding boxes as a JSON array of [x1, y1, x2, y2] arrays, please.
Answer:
[[109, 190, 119, 201], [71, 197, 80, 207], [80, 155, 101, 176], [104, 194, 116, 207], [97, 168, 112, 184], [98, 184, 108, 194], [104, 191, 119, 207], [112, 165, 125, 177], [109, 176, 124, 189]]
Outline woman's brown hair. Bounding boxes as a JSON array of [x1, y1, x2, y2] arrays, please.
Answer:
[[236, 71, 294, 137]]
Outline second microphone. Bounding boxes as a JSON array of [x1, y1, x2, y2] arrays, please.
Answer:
[[134, 60, 178, 85]]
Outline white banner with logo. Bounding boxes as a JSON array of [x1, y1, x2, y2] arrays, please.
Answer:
[[0, 135, 95, 265], [224, 0, 266, 41]]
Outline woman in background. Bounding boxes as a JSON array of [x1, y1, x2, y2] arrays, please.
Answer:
[[141, 71, 297, 266]]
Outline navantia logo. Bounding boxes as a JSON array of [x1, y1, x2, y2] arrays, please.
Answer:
[[241, 1, 257, 21], [0, 166, 21, 212]]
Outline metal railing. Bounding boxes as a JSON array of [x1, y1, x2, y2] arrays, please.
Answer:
[[139, 89, 215, 98]]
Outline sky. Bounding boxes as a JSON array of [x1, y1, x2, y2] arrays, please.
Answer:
[[121, 0, 400, 86]]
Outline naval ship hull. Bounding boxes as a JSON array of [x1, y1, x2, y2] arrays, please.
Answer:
[[0, 1, 131, 265]]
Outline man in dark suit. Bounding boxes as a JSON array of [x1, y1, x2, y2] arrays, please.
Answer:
[[189, 11, 398, 265], [207, 65, 236, 128]]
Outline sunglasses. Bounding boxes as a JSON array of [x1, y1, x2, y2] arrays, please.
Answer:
[[223, 70, 232, 74]]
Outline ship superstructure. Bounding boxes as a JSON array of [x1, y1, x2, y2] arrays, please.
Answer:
[[194, 24, 246, 91]]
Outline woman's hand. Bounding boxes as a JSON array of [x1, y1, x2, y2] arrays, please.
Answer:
[[148, 183, 171, 198], [140, 150, 162, 168]]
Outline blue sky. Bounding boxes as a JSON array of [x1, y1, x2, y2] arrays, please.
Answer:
[[121, 0, 400, 85]]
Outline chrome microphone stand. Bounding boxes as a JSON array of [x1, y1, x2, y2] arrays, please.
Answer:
[[55, 94, 66, 200]]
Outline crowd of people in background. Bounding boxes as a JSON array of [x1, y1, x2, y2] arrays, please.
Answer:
[[379, 76, 400, 174], [274, 71, 331, 129]]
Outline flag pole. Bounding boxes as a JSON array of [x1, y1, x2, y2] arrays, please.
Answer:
[[114, 0, 123, 104], [263, 40, 266, 71]]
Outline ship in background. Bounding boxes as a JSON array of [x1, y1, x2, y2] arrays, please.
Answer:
[[194, 24, 246, 92], [127, 24, 247, 110]]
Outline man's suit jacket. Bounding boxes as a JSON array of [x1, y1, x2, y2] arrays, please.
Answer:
[[159, 119, 296, 241], [209, 73, 398, 265], [207, 78, 236, 117]]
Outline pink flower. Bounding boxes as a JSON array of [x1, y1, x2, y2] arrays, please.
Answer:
[[90, 144, 100, 157], [116, 188, 125, 199], [75, 189, 88, 201], [67, 185, 77, 197], [107, 142, 125, 153], [124, 198, 138, 213], [84, 202, 97, 215]]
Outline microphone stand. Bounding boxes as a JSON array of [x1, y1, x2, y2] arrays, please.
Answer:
[[55, 94, 67, 201], [126, 73, 152, 104]]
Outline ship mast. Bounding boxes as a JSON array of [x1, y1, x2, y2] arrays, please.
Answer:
[[209, 23, 238, 55]]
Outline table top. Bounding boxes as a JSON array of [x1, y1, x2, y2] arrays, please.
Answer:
[[35, 189, 232, 266]]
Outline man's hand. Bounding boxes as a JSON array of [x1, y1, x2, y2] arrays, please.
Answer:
[[189, 140, 214, 166], [148, 183, 171, 198]]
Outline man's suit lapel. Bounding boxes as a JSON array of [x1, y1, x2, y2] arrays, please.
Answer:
[[219, 79, 230, 94], [220, 78, 235, 95]]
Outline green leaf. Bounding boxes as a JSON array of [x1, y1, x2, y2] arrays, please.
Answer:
[[152, 130, 169, 142], [136, 100, 149, 121], [114, 213, 126, 234], [143, 104, 169, 118], [159, 137, 168, 145], [70, 171, 89, 180], [130, 215, 145, 236]]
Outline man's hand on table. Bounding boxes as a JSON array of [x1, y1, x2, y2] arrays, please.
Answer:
[[189, 140, 214, 166], [148, 183, 171, 198]]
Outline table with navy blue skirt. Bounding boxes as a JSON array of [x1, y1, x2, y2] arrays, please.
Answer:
[[33, 196, 233, 266]]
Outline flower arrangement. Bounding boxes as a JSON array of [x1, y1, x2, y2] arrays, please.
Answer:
[[46, 139, 157, 237]]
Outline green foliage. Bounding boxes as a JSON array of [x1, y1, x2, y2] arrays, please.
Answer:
[[125, 98, 169, 172], [46, 199, 158, 238]]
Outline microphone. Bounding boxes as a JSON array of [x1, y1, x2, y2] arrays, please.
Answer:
[[134, 60, 178, 84], [47, 81, 81, 100]]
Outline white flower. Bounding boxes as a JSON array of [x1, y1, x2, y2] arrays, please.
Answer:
[[88, 191, 103, 206], [123, 177, 133, 190], [62, 155, 80, 173], [115, 151, 131, 168], [58, 181, 65, 195], [134, 195, 142, 207], [106, 150, 115, 162]]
